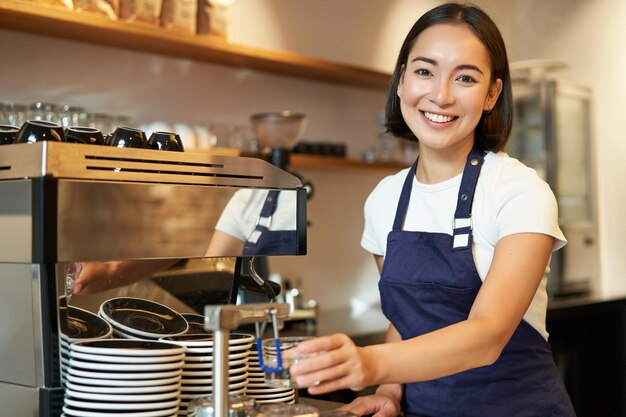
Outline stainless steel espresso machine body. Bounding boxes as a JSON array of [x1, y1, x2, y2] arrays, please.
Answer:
[[0, 141, 307, 417]]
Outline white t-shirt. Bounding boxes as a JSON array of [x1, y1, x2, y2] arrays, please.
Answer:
[[361, 151, 566, 340], [216, 189, 297, 242]]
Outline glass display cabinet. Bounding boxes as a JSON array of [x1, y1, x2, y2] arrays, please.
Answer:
[[508, 79, 598, 299]]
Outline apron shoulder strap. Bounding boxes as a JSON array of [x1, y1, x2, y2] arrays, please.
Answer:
[[452, 148, 485, 249], [392, 159, 418, 231]]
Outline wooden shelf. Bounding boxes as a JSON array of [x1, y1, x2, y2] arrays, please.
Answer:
[[290, 154, 407, 171], [0, 0, 391, 90], [196, 148, 407, 171]]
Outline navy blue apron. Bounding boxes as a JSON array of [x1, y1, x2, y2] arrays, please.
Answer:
[[379, 148, 575, 417], [243, 190, 298, 256]]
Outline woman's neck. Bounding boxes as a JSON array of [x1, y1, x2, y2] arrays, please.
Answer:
[[416, 142, 474, 184]]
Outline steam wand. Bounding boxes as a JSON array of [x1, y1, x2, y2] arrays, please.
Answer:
[[204, 303, 291, 417]]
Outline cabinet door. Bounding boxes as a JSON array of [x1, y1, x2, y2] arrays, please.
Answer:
[[554, 84, 593, 223], [509, 84, 548, 179]]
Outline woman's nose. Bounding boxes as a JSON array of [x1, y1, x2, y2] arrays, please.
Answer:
[[430, 80, 455, 106]]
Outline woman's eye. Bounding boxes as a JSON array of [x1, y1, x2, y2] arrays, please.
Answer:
[[457, 75, 477, 84], [414, 68, 431, 76]]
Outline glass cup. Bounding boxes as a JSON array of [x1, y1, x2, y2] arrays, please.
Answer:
[[5, 103, 28, 127], [209, 122, 235, 148], [29, 101, 59, 123], [261, 336, 317, 388], [58, 105, 87, 129], [0, 124, 20, 145], [0, 103, 7, 125], [87, 112, 114, 136]]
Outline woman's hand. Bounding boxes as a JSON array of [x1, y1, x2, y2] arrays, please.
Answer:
[[72, 259, 177, 295], [288, 333, 377, 394], [339, 392, 401, 417], [72, 261, 122, 295]]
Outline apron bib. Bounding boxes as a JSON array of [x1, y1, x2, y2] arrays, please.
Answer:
[[379, 148, 575, 417], [243, 190, 298, 256]]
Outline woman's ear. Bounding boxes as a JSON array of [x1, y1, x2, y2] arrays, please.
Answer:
[[485, 78, 503, 111], [397, 65, 406, 98]]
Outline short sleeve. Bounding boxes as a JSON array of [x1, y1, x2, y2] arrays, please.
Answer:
[[361, 189, 385, 256], [215, 190, 250, 241], [360, 170, 408, 256], [494, 165, 566, 251]]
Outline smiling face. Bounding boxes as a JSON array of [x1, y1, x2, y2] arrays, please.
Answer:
[[397, 23, 502, 155]]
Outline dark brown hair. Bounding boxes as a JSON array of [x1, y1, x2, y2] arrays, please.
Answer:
[[385, 2, 512, 152]]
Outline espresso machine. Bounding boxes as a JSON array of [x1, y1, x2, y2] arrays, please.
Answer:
[[0, 141, 307, 417]]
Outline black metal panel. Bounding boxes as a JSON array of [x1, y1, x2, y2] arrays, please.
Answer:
[[32, 177, 58, 264], [297, 187, 307, 255]]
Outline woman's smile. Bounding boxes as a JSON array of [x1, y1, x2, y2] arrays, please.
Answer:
[[421, 111, 458, 124]]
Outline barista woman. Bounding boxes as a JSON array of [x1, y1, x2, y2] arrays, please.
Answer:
[[289, 3, 575, 416]]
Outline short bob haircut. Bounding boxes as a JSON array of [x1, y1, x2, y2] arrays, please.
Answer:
[[385, 2, 513, 152]]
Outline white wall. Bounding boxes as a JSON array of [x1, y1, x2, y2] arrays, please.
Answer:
[[1, 0, 624, 310]]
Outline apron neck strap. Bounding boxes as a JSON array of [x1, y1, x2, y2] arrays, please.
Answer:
[[391, 148, 486, 235], [392, 159, 418, 231]]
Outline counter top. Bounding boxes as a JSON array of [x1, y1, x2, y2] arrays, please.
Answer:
[[283, 293, 626, 345], [283, 306, 389, 346], [548, 292, 626, 310]]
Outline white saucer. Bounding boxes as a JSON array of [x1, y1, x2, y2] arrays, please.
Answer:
[[183, 356, 248, 368], [251, 393, 295, 403], [111, 327, 146, 340], [99, 297, 188, 339], [246, 379, 267, 386], [66, 380, 181, 394], [61, 305, 113, 341], [68, 367, 182, 380], [180, 379, 247, 392], [178, 344, 251, 355], [248, 390, 295, 399], [70, 339, 185, 357], [70, 351, 185, 364], [63, 404, 179, 417], [181, 357, 247, 369], [180, 372, 247, 386], [245, 385, 292, 393], [64, 396, 180, 411], [65, 388, 179, 403], [181, 364, 248, 377], [184, 349, 249, 359], [161, 333, 254, 347], [186, 379, 246, 391], [66, 373, 181, 387], [255, 397, 295, 405], [69, 358, 184, 372], [178, 387, 246, 399]]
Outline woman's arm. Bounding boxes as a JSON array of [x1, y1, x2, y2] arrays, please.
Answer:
[[205, 230, 245, 256], [72, 259, 179, 295], [292, 232, 554, 390], [72, 230, 246, 295]]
